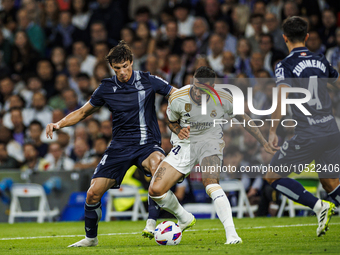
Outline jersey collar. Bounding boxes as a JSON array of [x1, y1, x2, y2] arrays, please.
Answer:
[[115, 71, 135, 87], [291, 47, 308, 53]]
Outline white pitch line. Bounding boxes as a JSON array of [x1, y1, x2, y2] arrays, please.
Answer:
[[1, 222, 340, 241]]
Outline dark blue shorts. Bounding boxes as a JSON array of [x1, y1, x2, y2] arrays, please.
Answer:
[[270, 132, 340, 178], [92, 143, 165, 188]]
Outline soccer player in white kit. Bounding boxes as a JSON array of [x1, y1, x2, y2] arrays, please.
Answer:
[[148, 66, 275, 244]]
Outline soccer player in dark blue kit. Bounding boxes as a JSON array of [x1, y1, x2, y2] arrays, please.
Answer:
[[265, 16, 340, 237], [46, 41, 178, 247]]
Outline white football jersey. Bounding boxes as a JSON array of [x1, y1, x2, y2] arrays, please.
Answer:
[[167, 85, 234, 144]]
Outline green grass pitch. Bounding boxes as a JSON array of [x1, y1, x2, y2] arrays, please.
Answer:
[[0, 217, 339, 254]]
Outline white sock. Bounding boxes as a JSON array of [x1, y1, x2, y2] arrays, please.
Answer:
[[146, 219, 156, 230], [150, 190, 191, 223], [206, 184, 239, 240], [313, 199, 323, 214]]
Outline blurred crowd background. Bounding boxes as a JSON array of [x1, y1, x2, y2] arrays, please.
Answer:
[[1, 0, 340, 216]]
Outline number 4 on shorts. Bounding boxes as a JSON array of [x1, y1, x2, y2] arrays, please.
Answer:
[[172, 145, 181, 155], [100, 155, 108, 165]]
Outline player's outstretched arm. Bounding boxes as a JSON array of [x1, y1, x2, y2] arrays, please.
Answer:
[[165, 114, 190, 140], [234, 114, 276, 155], [46, 101, 100, 139]]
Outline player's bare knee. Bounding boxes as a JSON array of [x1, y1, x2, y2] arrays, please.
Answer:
[[148, 184, 165, 197], [86, 190, 100, 204], [320, 179, 339, 193]]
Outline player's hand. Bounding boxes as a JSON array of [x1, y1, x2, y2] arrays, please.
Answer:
[[178, 126, 190, 140], [46, 123, 60, 139], [268, 131, 280, 151], [263, 142, 277, 155]]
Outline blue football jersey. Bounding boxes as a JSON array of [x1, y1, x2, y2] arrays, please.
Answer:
[[275, 47, 339, 138], [90, 71, 172, 146]]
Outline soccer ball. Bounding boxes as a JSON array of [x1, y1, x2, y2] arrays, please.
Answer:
[[154, 221, 182, 245]]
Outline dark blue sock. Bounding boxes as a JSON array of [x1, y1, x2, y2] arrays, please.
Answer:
[[271, 178, 318, 209], [148, 195, 160, 220], [328, 184, 340, 206], [85, 202, 102, 238]]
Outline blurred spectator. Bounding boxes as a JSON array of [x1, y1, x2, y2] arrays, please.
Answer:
[[73, 138, 96, 170], [203, 0, 224, 30], [266, 0, 284, 22], [2, 94, 26, 129], [166, 54, 185, 88], [48, 73, 68, 110], [173, 3, 194, 37], [0, 29, 12, 66], [135, 22, 156, 54], [194, 55, 211, 70], [10, 107, 27, 146], [73, 40, 96, 76], [62, 88, 80, 115], [130, 6, 158, 38], [0, 142, 20, 169], [282, 1, 299, 20], [36, 59, 56, 99], [0, 125, 24, 162], [222, 51, 236, 79], [100, 120, 112, 141], [91, 136, 108, 158], [0, 76, 15, 112], [264, 13, 287, 54], [129, 1, 166, 21], [247, 14, 265, 53], [131, 38, 147, 71], [88, 0, 126, 41], [207, 33, 224, 75], [87, 119, 101, 143], [231, 4, 250, 36], [20, 76, 46, 107], [326, 27, 340, 71], [66, 55, 81, 93], [181, 36, 197, 73], [120, 26, 136, 46], [155, 39, 170, 73], [21, 142, 50, 172], [145, 54, 167, 79], [306, 30, 326, 55], [0, 0, 18, 34], [51, 10, 85, 54], [17, 8, 45, 56], [41, 0, 59, 49], [10, 30, 40, 78], [93, 42, 111, 73], [89, 21, 117, 50], [27, 120, 48, 157], [247, 52, 265, 79], [192, 17, 210, 55], [45, 141, 75, 171], [235, 38, 252, 75], [259, 33, 285, 74], [70, 0, 91, 31], [76, 73, 92, 105], [51, 46, 67, 74], [213, 19, 237, 55], [319, 9, 337, 50], [24, 92, 53, 128], [165, 19, 183, 55], [91, 60, 111, 89]]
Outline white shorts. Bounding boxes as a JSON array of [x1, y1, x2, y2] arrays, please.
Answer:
[[163, 139, 225, 176]]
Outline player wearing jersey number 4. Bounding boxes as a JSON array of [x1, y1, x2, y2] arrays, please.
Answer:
[[46, 41, 176, 247], [265, 16, 339, 237], [148, 66, 275, 244]]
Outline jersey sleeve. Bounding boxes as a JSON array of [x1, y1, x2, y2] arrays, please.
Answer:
[[328, 62, 339, 84], [149, 74, 173, 96], [166, 98, 181, 122], [275, 62, 293, 87], [89, 83, 105, 107]]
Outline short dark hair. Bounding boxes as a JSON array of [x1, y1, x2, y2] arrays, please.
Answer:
[[194, 66, 216, 84], [105, 40, 133, 66], [29, 120, 43, 130], [282, 16, 308, 43]]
